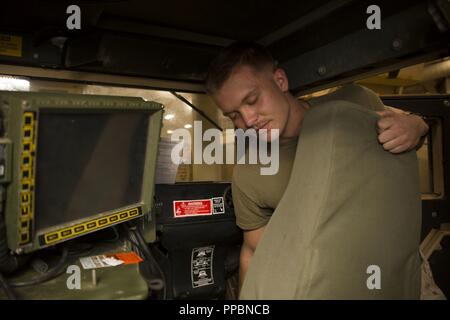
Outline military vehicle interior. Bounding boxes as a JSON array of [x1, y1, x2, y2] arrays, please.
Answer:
[[0, 0, 449, 299]]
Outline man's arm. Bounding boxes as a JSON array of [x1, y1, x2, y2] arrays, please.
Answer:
[[239, 226, 265, 292], [376, 107, 428, 153]]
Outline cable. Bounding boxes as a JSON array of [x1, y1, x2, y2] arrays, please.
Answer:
[[128, 232, 164, 293], [129, 230, 164, 288], [125, 225, 166, 299], [137, 238, 166, 299], [0, 271, 16, 300], [133, 229, 165, 285], [9, 246, 69, 287]]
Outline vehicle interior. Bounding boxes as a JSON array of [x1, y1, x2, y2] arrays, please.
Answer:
[[0, 0, 449, 300]]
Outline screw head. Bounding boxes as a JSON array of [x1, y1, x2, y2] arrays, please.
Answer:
[[21, 100, 29, 108], [317, 65, 327, 76], [392, 38, 403, 51]]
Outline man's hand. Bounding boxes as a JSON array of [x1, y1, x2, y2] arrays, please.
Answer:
[[376, 109, 429, 154]]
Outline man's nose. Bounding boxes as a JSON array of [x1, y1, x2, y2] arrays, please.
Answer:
[[240, 107, 257, 128]]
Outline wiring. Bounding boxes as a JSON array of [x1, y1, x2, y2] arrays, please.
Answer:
[[9, 246, 69, 287], [0, 271, 16, 300], [125, 224, 166, 299]]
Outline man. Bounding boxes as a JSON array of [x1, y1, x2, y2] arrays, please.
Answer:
[[205, 42, 428, 293]]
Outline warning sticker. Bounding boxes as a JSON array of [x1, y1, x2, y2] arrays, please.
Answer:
[[0, 34, 22, 57], [79, 252, 143, 270], [173, 199, 212, 218], [191, 246, 214, 288], [114, 252, 143, 265], [80, 255, 121, 270], [212, 197, 225, 215]]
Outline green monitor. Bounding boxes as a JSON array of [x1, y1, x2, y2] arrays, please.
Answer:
[[0, 91, 163, 253]]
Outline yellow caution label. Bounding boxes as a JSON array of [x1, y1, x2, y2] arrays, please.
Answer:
[[19, 112, 36, 245], [0, 34, 22, 57], [41, 207, 143, 245]]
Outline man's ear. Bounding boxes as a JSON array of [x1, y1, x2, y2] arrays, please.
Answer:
[[273, 68, 289, 92]]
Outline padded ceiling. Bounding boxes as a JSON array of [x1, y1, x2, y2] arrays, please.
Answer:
[[0, 0, 447, 93], [100, 0, 330, 41], [1, 0, 330, 41]]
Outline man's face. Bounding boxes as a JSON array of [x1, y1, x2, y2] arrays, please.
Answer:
[[212, 65, 291, 141]]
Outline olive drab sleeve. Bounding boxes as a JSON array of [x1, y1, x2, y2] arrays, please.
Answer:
[[240, 98, 422, 299]]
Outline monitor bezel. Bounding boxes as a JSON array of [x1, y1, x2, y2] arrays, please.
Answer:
[[1, 91, 163, 253]]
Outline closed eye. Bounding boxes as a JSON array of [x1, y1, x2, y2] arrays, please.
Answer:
[[228, 112, 239, 120], [247, 95, 258, 106]]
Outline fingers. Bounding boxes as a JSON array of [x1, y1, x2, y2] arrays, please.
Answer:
[[377, 115, 395, 132], [375, 109, 395, 118], [389, 145, 408, 154], [376, 109, 427, 153], [378, 129, 397, 144], [381, 136, 419, 153], [382, 137, 403, 151]]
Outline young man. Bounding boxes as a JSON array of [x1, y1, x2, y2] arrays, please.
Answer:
[[206, 42, 428, 291]]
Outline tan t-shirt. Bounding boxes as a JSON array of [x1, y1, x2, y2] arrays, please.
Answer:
[[232, 137, 297, 230], [232, 84, 389, 230]]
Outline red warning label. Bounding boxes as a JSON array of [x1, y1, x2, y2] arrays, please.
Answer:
[[173, 199, 212, 218]]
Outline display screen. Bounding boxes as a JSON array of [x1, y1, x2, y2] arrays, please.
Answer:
[[35, 111, 149, 231]]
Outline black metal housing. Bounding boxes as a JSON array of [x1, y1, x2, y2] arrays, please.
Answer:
[[153, 182, 242, 299]]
